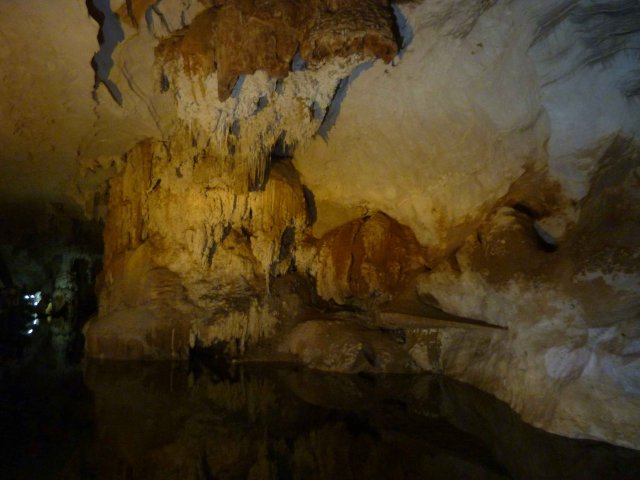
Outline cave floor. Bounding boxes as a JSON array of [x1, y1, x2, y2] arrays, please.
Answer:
[[1, 329, 640, 480]]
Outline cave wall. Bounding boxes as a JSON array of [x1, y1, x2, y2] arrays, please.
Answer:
[[82, 0, 640, 449]]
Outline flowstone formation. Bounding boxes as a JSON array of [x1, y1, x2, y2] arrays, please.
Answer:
[[86, 0, 407, 360], [77, 0, 640, 450]]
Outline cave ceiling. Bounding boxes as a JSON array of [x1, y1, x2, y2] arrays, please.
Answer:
[[0, 0, 405, 225]]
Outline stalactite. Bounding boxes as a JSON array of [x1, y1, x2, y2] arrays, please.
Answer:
[[193, 299, 279, 355]]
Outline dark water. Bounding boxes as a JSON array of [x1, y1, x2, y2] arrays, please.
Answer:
[[2, 335, 640, 479]]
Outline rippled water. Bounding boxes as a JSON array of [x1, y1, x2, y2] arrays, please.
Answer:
[[2, 342, 640, 480]]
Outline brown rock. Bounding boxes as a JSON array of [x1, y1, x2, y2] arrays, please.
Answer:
[[157, 0, 398, 100], [314, 212, 429, 304], [84, 307, 191, 360], [300, 0, 398, 66], [117, 0, 158, 27], [279, 319, 418, 373]]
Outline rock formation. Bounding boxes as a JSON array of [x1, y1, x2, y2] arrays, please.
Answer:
[[0, 0, 639, 451]]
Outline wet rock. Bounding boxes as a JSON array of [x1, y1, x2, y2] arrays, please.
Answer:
[[279, 319, 418, 373]]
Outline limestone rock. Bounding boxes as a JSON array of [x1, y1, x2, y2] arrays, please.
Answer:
[[86, 123, 314, 358], [312, 212, 429, 304], [409, 138, 640, 449], [156, 0, 398, 100], [279, 319, 418, 373], [116, 0, 160, 27]]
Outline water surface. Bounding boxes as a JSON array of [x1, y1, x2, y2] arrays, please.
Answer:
[[3, 348, 640, 479]]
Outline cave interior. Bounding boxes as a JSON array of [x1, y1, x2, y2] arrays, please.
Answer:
[[1, 0, 640, 478]]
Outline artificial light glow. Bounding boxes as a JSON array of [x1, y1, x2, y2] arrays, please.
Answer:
[[27, 329, 34, 335], [23, 291, 42, 306]]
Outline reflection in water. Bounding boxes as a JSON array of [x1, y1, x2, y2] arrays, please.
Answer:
[[77, 362, 640, 479], [2, 356, 640, 479]]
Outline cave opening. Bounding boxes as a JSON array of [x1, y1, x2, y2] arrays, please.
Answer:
[[0, 202, 103, 362]]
